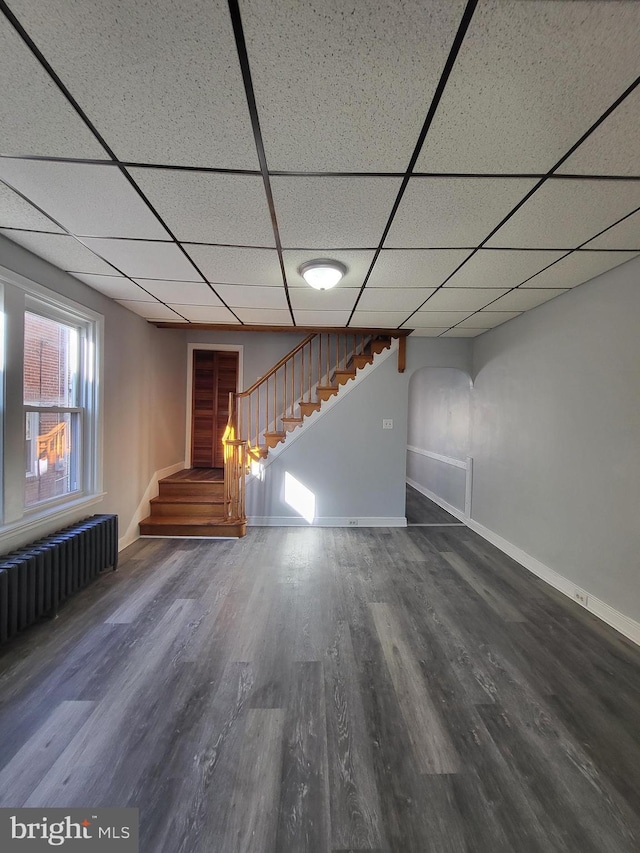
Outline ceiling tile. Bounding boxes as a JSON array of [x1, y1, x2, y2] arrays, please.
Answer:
[[486, 180, 640, 249], [386, 178, 537, 248], [422, 288, 509, 311], [241, 0, 466, 171], [357, 288, 436, 313], [271, 177, 401, 248], [166, 304, 240, 324], [410, 310, 474, 328], [72, 273, 154, 301], [415, 1, 640, 173], [289, 288, 359, 312], [487, 289, 568, 312], [457, 312, 522, 329], [134, 279, 222, 306], [8, 0, 258, 168], [213, 284, 288, 310], [408, 328, 451, 337], [443, 249, 567, 289], [128, 169, 275, 246], [183, 246, 282, 286], [368, 249, 472, 288], [583, 211, 640, 250], [284, 250, 375, 289], [441, 328, 488, 338], [0, 230, 115, 274], [0, 181, 63, 232], [0, 19, 108, 159], [557, 87, 640, 177], [117, 300, 187, 321], [294, 310, 352, 327], [0, 160, 168, 238], [233, 308, 293, 325], [80, 238, 200, 280], [520, 250, 638, 289], [350, 311, 414, 328]]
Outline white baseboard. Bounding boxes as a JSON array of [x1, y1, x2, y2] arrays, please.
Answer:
[[248, 516, 407, 528], [118, 460, 186, 551], [406, 477, 640, 648]]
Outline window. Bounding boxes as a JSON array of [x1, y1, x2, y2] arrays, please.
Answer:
[[0, 270, 103, 538]]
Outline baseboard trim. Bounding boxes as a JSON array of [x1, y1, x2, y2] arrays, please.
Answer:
[[248, 516, 407, 528], [406, 477, 640, 648], [119, 460, 186, 551]]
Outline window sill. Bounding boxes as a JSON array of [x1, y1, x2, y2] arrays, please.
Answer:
[[0, 492, 107, 548]]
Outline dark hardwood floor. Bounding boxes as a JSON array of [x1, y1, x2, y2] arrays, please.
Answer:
[[1, 522, 639, 852], [406, 484, 463, 525]]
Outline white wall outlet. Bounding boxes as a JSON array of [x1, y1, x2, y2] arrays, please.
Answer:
[[382, 418, 393, 429], [348, 519, 359, 526], [574, 589, 589, 607]]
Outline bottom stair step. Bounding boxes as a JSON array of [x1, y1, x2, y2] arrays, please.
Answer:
[[140, 516, 246, 537]]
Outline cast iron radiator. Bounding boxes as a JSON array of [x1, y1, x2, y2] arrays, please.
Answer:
[[0, 514, 118, 645]]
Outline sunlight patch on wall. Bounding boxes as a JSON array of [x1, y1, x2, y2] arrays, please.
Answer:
[[284, 471, 316, 524]]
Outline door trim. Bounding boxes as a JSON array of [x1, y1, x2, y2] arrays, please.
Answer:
[[185, 344, 243, 468]]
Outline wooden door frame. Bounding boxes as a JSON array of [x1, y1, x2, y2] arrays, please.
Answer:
[[185, 343, 243, 468]]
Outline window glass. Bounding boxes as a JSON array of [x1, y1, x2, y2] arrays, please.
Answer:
[[23, 312, 79, 407]]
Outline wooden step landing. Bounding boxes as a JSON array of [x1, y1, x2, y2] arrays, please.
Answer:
[[139, 516, 246, 537]]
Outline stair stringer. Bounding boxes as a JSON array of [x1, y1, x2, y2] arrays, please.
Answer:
[[247, 337, 398, 476]]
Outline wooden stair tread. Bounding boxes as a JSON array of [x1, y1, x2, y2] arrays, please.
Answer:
[[151, 495, 225, 504]]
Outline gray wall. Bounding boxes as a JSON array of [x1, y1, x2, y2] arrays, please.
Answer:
[[407, 367, 471, 512], [0, 234, 186, 550], [471, 255, 640, 624]]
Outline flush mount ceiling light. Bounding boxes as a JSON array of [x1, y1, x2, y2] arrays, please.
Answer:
[[298, 259, 347, 290]]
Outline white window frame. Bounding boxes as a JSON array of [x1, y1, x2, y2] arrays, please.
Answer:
[[0, 264, 104, 542]]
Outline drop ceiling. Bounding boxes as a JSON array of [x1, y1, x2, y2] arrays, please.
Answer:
[[0, 0, 638, 336]]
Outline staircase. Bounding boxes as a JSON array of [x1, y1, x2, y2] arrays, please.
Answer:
[[140, 332, 399, 538]]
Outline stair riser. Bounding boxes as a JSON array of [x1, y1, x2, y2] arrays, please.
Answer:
[[299, 403, 321, 416], [317, 388, 338, 402], [352, 355, 373, 369], [159, 483, 225, 498], [369, 339, 391, 355], [140, 522, 246, 537], [334, 371, 356, 386], [150, 502, 226, 517]]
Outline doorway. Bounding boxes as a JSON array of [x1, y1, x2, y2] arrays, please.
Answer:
[[190, 348, 240, 468]]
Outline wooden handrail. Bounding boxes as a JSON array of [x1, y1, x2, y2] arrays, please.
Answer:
[[238, 333, 316, 398]]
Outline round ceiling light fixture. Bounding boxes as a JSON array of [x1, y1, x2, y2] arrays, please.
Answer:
[[298, 259, 347, 290]]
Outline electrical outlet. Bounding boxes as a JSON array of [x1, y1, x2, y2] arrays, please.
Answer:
[[382, 418, 393, 430], [348, 519, 359, 526], [574, 589, 588, 607]]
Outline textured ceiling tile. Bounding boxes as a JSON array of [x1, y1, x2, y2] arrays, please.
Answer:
[[558, 87, 640, 177], [0, 18, 108, 159], [233, 307, 293, 325], [134, 279, 222, 306], [485, 180, 640, 249], [117, 300, 186, 321], [0, 229, 115, 274], [284, 249, 375, 289], [443, 249, 567, 289], [422, 287, 509, 311], [293, 310, 352, 326], [416, 0, 640, 173], [166, 304, 239, 323], [72, 273, 154, 301], [367, 249, 472, 288], [184, 245, 282, 286], [289, 288, 358, 312], [520, 250, 639, 289], [349, 311, 409, 328], [386, 178, 537, 248], [410, 310, 474, 328], [81, 238, 201, 280], [213, 284, 288, 310], [441, 328, 488, 338], [583, 211, 640, 250], [7, 0, 258, 168], [271, 176, 401, 248], [457, 311, 522, 328], [357, 288, 435, 313], [241, 0, 467, 171], [0, 181, 63, 232], [129, 169, 275, 246], [0, 160, 168, 238], [487, 289, 568, 312]]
